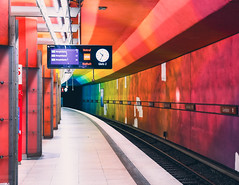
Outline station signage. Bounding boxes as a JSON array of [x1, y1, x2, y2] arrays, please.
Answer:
[[164, 103, 171, 109], [148, 102, 154, 107], [185, 104, 196, 111], [47, 45, 112, 69], [220, 106, 238, 115]]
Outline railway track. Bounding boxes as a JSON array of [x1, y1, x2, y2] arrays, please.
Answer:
[[97, 116, 239, 185]]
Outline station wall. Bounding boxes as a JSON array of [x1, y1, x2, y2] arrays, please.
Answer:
[[81, 33, 239, 171], [0, 1, 8, 45]]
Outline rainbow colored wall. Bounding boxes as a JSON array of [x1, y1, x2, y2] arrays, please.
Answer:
[[81, 33, 239, 171]]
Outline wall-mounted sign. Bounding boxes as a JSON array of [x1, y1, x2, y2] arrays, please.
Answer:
[[185, 104, 196, 111], [136, 101, 141, 106], [164, 103, 171, 109], [100, 89, 104, 107], [47, 45, 112, 69], [220, 106, 238, 115], [148, 102, 154, 107], [18, 65, 22, 85]]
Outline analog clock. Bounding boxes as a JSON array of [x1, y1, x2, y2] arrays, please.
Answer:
[[96, 49, 109, 62]]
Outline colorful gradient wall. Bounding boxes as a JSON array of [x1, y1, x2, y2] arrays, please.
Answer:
[[81, 33, 239, 171]]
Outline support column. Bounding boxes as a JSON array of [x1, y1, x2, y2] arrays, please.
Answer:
[[42, 65, 54, 138], [53, 71, 57, 130], [26, 49, 42, 157], [56, 73, 61, 125], [17, 17, 42, 158]]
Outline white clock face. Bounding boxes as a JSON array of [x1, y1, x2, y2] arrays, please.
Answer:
[[96, 49, 109, 62]]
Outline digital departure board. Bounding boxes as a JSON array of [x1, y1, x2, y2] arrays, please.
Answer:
[[50, 49, 79, 65], [47, 45, 112, 69]]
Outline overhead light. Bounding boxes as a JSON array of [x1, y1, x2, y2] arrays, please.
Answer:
[[98, 6, 107, 10]]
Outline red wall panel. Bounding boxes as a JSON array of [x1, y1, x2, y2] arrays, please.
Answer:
[[18, 18, 27, 156], [21, 69, 27, 154], [27, 70, 39, 154], [26, 19, 38, 68], [0, 1, 8, 45], [0, 47, 10, 183], [18, 18, 26, 67], [17, 17, 39, 156], [17, 18, 38, 67], [53, 82, 57, 129], [39, 45, 54, 138], [43, 77, 53, 138]]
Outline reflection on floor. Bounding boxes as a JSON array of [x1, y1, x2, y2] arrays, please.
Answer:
[[18, 108, 135, 185]]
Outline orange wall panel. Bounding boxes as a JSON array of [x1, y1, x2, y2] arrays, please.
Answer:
[[41, 45, 51, 78]]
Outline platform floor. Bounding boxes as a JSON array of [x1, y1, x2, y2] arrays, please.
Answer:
[[18, 108, 181, 185], [19, 108, 135, 185]]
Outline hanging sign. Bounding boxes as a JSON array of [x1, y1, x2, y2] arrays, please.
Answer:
[[47, 45, 112, 69]]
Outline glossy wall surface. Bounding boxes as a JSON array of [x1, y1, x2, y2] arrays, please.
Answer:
[[0, 1, 8, 45], [27, 67, 42, 156], [0, 4, 10, 182], [0, 47, 10, 183], [0, 46, 18, 184], [81, 33, 239, 171], [17, 17, 41, 157], [42, 66, 53, 138], [53, 81, 57, 130]]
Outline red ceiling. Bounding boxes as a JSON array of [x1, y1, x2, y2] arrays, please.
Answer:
[[81, 0, 159, 51]]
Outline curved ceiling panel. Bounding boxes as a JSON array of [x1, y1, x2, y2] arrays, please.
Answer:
[[75, 0, 237, 85], [81, 0, 100, 44], [86, 0, 159, 51]]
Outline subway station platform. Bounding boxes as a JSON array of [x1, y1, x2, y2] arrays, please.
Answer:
[[18, 108, 181, 185]]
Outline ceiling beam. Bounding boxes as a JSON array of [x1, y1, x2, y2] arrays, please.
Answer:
[[37, 38, 78, 45], [60, 0, 73, 44], [37, 23, 79, 32], [11, 6, 80, 18], [36, 0, 58, 44]]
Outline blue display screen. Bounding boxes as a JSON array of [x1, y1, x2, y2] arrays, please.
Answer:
[[47, 45, 112, 69]]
